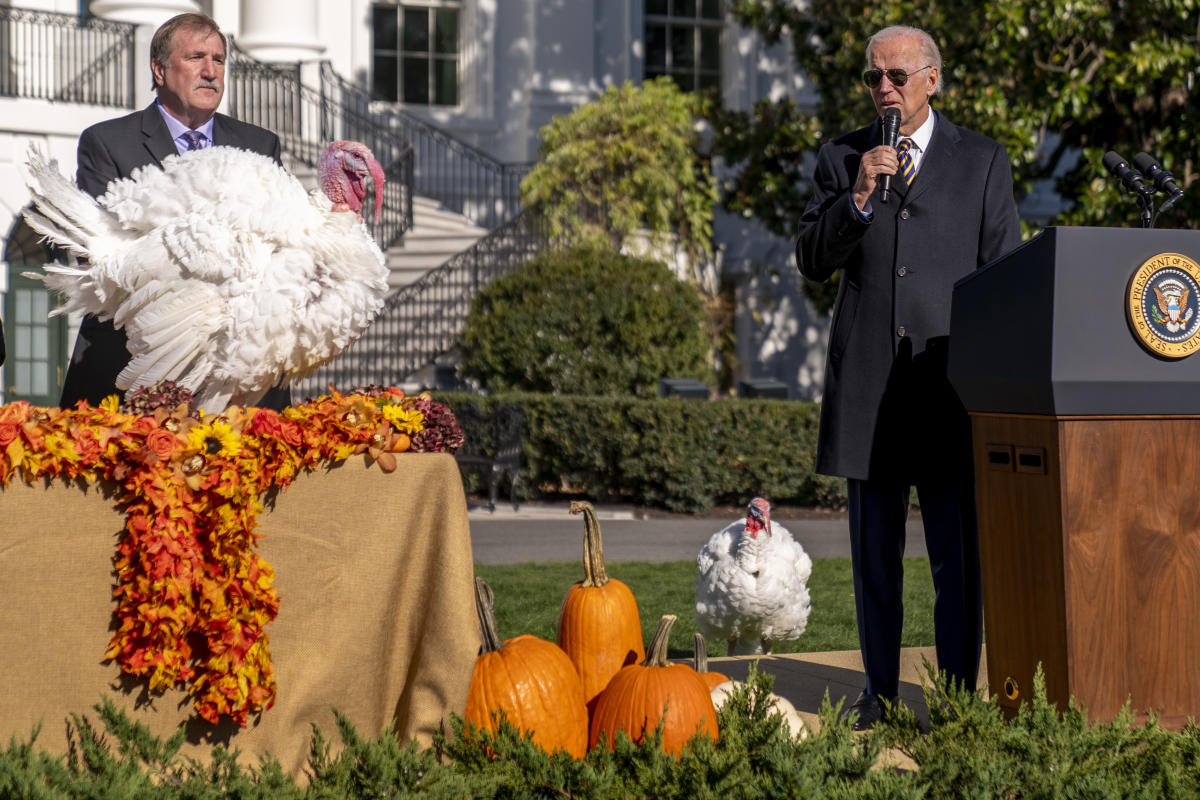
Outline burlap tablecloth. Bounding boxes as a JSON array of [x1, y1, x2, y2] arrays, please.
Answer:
[[0, 453, 480, 776]]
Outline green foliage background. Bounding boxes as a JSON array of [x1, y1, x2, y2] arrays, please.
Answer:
[[520, 77, 717, 264], [458, 246, 713, 398], [712, 0, 1200, 312]]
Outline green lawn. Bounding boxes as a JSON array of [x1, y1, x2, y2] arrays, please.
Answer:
[[474, 557, 935, 659]]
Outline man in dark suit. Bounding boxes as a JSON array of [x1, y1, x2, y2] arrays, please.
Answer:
[[62, 12, 289, 410], [796, 25, 1020, 730]]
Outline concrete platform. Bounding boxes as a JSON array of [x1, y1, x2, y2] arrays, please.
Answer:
[[706, 645, 988, 730]]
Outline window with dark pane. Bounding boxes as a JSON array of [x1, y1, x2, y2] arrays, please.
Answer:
[[643, 0, 722, 94], [370, 2, 460, 106]]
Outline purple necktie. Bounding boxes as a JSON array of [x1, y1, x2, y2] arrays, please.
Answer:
[[181, 130, 206, 151]]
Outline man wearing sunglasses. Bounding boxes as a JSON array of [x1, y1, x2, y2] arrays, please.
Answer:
[[796, 25, 1020, 731]]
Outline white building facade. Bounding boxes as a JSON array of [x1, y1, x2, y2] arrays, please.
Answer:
[[0, 0, 831, 405]]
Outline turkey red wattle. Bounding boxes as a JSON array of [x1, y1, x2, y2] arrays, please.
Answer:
[[744, 496, 771, 538], [318, 140, 385, 223]]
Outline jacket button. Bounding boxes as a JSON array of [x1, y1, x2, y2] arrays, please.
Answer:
[[896, 325, 907, 337], [900, 208, 911, 220], [896, 266, 908, 277]]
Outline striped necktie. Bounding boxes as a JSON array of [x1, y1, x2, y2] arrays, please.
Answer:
[[181, 130, 206, 151], [896, 137, 916, 185]]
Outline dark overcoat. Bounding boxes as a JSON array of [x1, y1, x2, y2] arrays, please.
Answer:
[[60, 103, 283, 409], [796, 112, 1020, 482]]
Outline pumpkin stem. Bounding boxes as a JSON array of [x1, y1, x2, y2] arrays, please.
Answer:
[[570, 500, 609, 588], [694, 633, 709, 673], [474, 577, 503, 654], [643, 614, 677, 668]]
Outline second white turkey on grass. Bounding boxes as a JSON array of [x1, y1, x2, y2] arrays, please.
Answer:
[[695, 497, 813, 655]]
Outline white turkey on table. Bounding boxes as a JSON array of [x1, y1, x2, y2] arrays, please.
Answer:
[[21, 140, 389, 412], [695, 497, 813, 655]]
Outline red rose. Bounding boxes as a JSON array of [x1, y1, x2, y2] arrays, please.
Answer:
[[129, 417, 158, 437], [249, 409, 283, 438], [0, 422, 20, 447], [0, 402, 30, 425], [278, 420, 303, 447], [145, 429, 181, 461]]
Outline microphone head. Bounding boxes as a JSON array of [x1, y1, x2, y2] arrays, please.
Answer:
[[1133, 151, 1181, 196], [1131, 152, 1158, 174], [1102, 150, 1128, 176], [881, 107, 901, 146]]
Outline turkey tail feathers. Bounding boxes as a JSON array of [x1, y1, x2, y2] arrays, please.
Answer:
[[21, 207, 90, 259], [22, 148, 112, 257]]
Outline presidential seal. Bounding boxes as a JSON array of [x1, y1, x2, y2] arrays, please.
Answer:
[[1126, 252, 1200, 359]]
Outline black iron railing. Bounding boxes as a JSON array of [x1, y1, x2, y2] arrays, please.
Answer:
[[0, 7, 135, 107], [293, 208, 560, 396], [227, 47, 415, 250], [319, 64, 531, 230], [225, 49, 556, 391]]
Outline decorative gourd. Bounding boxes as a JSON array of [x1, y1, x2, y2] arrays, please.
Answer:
[[465, 577, 589, 758], [710, 679, 810, 740], [588, 614, 719, 756], [556, 501, 645, 711], [692, 633, 730, 690]]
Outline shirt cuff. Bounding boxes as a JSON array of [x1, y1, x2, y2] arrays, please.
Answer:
[[852, 194, 873, 222]]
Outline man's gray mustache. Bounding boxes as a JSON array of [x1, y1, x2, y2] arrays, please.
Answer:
[[194, 80, 220, 90]]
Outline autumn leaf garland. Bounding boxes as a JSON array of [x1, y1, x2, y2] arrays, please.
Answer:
[[0, 388, 462, 726]]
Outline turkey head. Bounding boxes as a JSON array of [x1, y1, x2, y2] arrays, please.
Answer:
[[744, 497, 772, 539], [319, 140, 385, 223]]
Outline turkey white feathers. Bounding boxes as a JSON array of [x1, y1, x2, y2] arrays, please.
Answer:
[[21, 141, 389, 412], [695, 497, 813, 656]]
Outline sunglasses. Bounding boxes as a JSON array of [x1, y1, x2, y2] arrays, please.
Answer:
[[862, 65, 932, 89]]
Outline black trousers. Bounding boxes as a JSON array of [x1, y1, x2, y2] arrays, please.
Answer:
[[846, 476, 983, 700]]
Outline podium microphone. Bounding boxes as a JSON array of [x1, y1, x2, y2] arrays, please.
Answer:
[[879, 108, 901, 203], [1102, 151, 1151, 196], [1132, 152, 1184, 198]]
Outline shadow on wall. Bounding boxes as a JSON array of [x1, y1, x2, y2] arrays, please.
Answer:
[[717, 211, 829, 402]]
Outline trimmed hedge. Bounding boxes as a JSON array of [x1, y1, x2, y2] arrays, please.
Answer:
[[438, 391, 846, 512]]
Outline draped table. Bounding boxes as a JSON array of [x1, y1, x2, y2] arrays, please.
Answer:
[[0, 454, 480, 775]]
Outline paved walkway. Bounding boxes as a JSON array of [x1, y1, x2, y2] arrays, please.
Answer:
[[467, 500, 929, 562], [466, 499, 951, 735]]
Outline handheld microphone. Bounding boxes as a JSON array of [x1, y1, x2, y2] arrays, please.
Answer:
[[1102, 151, 1151, 196], [879, 108, 901, 203], [1132, 152, 1184, 198]]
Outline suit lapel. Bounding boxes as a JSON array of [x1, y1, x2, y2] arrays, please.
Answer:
[[139, 103, 179, 167], [904, 113, 959, 206], [211, 114, 242, 149]]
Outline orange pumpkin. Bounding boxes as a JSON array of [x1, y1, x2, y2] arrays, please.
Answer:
[[589, 614, 719, 756], [692, 633, 730, 690], [556, 501, 645, 712], [465, 578, 589, 758]]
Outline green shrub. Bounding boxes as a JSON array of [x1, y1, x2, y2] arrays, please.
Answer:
[[459, 244, 712, 398], [9, 669, 1200, 798], [440, 391, 847, 512]]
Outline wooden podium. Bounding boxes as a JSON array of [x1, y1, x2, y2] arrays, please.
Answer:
[[949, 226, 1200, 728]]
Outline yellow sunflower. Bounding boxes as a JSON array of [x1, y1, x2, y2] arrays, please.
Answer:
[[187, 420, 243, 457], [381, 404, 424, 435]]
